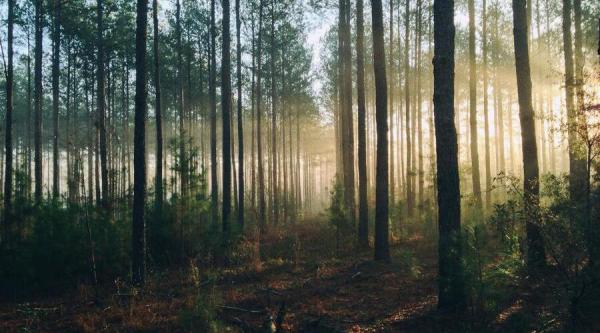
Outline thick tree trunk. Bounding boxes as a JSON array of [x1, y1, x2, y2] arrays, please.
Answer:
[[433, 0, 466, 311], [512, 0, 546, 271], [371, 0, 389, 261]]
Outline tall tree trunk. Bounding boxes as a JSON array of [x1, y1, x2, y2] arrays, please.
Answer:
[[97, 0, 109, 208], [3, 0, 15, 235], [482, 0, 491, 210], [404, 0, 413, 217], [27, 34, 33, 199], [416, 0, 424, 210], [512, 0, 546, 271], [236, 0, 244, 229], [468, 0, 482, 209], [562, 0, 586, 203], [210, 0, 218, 224], [34, 0, 43, 205], [356, 0, 369, 248], [371, 0, 389, 261], [176, 0, 187, 197], [221, 0, 232, 235], [257, 0, 266, 231], [251, 17, 257, 210], [153, 0, 163, 210], [389, 0, 395, 205], [339, 0, 355, 225], [132, 0, 148, 285], [270, 0, 278, 225], [52, 0, 61, 199], [433, 0, 466, 311]]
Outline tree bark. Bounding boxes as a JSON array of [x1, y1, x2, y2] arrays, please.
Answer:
[[153, 0, 163, 210], [339, 0, 355, 225], [404, 0, 413, 217], [371, 0, 389, 261], [222, 0, 232, 234], [562, 0, 586, 203], [97, 0, 109, 208], [210, 0, 218, 224], [3, 0, 15, 235], [34, 0, 43, 205], [236, 0, 244, 229], [257, 0, 266, 231], [433, 0, 466, 311], [52, 0, 62, 199], [357, 0, 369, 248], [482, 0, 491, 210], [468, 0, 482, 209], [512, 0, 546, 271], [132, 0, 148, 285]]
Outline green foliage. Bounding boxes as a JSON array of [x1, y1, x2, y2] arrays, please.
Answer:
[[327, 177, 354, 252], [179, 262, 223, 333], [462, 223, 523, 317], [0, 202, 130, 299]]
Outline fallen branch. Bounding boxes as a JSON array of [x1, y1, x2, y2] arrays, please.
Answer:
[[218, 305, 266, 314], [258, 287, 284, 296]]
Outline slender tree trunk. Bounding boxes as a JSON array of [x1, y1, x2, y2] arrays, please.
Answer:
[[34, 0, 43, 205], [371, 0, 389, 261], [209, 0, 219, 224], [132, 0, 148, 285], [176, 0, 187, 197], [417, 0, 424, 210], [257, 0, 266, 231], [357, 0, 369, 248], [97, 0, 109, 208], [3, 0, 15, 236], [404, 0, 413, 217], [236, 0, 244, 229], [27, 35, 33, 200], [221, 0, 232, 235], [482, 0, 491, 210], [512, 0, 546, 271], [270, 0, 278, 225], [389, 0, 395, 205], [251, 18, 257, 210], [468, 0, 482, 210], [562, 0, 586, 203], [153, 0, 163, 210], [52, 0, 61, 199], [433, 0, 466, 311]]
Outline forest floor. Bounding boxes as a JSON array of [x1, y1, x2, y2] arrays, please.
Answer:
[[0, 218, 583, 332]]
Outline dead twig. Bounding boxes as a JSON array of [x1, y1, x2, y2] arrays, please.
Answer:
[[218, 305, 266, 314]]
